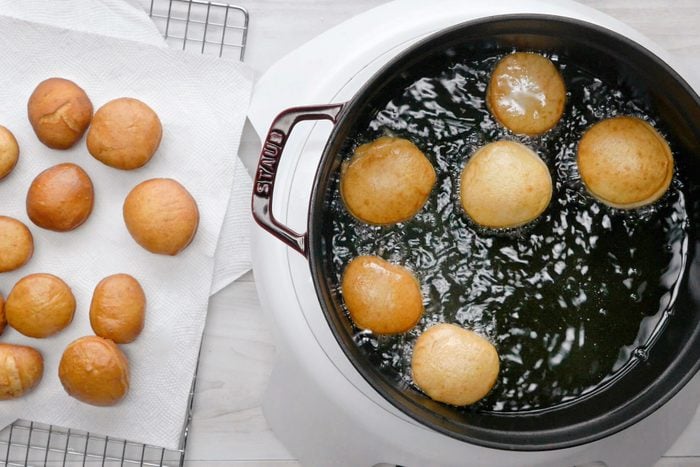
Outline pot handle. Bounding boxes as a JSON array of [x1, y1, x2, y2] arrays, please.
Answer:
[[252, 103, 345, 256]]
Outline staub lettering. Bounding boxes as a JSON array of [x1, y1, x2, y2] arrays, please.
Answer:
[[255, 129, 285, 196]]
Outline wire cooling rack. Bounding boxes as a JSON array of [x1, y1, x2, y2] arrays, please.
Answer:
[[148, 0, 249, 59], [1, 367, 197, 467], [0, 369, 196, 467], [0, 2, 249, 466]]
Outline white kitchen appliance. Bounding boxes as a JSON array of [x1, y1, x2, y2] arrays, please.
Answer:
[[249, 1, 700, 466]]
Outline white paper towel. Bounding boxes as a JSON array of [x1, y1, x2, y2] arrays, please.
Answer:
[[0, 0, 165, 47], [0, 13, 253, 450], [0, 0, 254, 294]]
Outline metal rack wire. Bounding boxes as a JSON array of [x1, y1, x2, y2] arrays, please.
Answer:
[[148, 0, 249, 59], [1, 368, 197, 467], [1, 371, 196, 467], [0, 2, 249, 466]]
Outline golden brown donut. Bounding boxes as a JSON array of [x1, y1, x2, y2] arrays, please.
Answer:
[[0, 292, 5, 336], [90, 274, 146, 344], [460, 140, 552, 228], [5, 273, 76, 338], [0, 125, 19, 180], [0, 344, 44, 400], [487, 52, 566, 136], [341, 255, 424, 334], [577, 116, 674, 209], [0, 216, 34, 273], [26, 163, 94, 232], [59, 336, 130, 406], [87, 98, 162, 170], [411, 323, 499, 406], [340, 136, 436, 225], [27, 78, 93, 149], [123, 178, 199, 255]]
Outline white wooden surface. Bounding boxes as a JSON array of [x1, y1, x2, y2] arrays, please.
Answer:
[[186, 1, 700, 466]]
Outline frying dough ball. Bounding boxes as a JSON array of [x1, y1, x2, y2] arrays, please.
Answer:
[[87, 98, 162, 170], [411, 323, 499, 406], [460, 140, 552, 228], [59, 336, 129, 406], [5, 273, 76, 338], [0, 292, 5, 336], [90, 274, 146, 344], [487, 52, 566, 136], [577, 116, 673, 209], [0, 216, 33, 273], [123, 178, 199, 255], [0, 344, 44, 400], [0, 125, 19, 180], [27, 78, 93, 149], [341, 255, 424, 334], [26, 163, 94, 232], [340, 136, 436, 225]]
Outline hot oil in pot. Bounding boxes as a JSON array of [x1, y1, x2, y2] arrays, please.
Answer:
[[325, 53, 689, 412]]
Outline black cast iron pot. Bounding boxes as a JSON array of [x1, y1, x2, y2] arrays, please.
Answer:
[[251, 15, 700, 450]]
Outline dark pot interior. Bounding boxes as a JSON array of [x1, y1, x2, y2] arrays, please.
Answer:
[[307, 15, 700, 450]]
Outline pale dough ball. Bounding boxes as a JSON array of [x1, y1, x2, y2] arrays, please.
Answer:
[[487, 52, 566, 136], [577, 116, 673, 209], [340, 136, 436, 225], [460, 140, 552, 228], [411, 323, 500, 406], [341, 255, 424, 334]]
